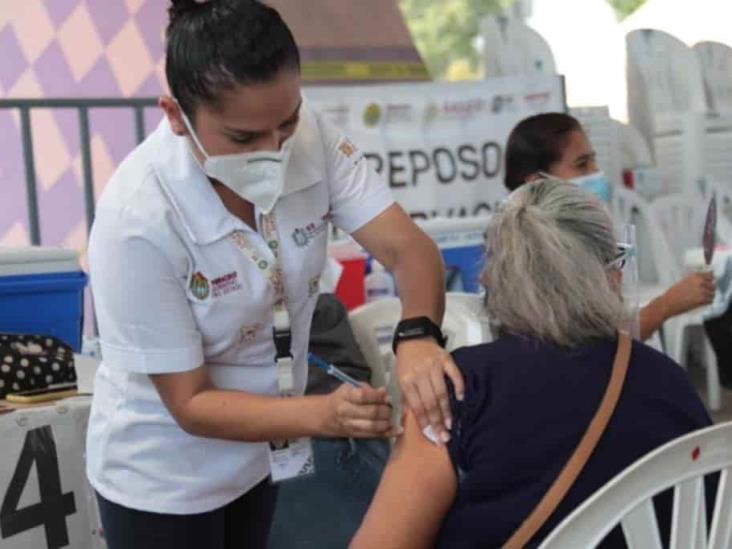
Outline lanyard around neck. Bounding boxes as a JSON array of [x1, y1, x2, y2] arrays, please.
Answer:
[[229, 213, 294, 395]]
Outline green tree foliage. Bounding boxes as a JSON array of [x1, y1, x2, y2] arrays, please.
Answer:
[[399, 0, 647, 80], [399, 0, 512, 79], [606, 0, 647, 20]]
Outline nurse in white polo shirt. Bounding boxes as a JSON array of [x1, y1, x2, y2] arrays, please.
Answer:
[[86, 1, 464, 548]]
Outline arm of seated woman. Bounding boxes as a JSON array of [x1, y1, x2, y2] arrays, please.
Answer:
[[640, 271, 715, 340], [350, 410, 458, 549]]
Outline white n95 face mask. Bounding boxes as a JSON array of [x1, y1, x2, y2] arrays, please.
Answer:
[[178, 106, 293, 214]]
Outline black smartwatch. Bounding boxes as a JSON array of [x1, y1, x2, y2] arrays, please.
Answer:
[[392, 316, 447, 354]]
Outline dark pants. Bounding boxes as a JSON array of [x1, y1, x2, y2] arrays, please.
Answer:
[[268, 438, 389, 549], [96, 478, 278, 549]]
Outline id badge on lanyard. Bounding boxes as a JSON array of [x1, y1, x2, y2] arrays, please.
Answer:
[[229, 213, 315, 482]]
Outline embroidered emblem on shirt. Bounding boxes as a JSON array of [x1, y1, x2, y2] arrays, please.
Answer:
[[337, 138, 363, 165], [211, 271, 242, 298], [292, 216, 329, 248], [308, 276, 321, 297], [239, 323, 263, 344], [190, 272, 210, 300], [338, 139, 356, 157]]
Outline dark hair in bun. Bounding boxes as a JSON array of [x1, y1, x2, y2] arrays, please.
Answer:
[[168, 0, 207, 25], [165, 0, 300, 118]]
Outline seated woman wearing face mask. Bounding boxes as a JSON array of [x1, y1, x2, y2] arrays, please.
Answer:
[[351, 180, 711, 549], [503, 112, 715, 342]]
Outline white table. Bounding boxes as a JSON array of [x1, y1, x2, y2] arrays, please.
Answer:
[[0, 396, 104, 549]]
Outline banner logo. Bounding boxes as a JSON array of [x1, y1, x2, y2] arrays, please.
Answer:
[[363, 103, 382, 127]]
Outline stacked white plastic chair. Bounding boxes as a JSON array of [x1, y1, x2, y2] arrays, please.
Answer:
[[570, 107, 623, 191], [627, 29, 732, 195], [480, 15, 556, 77], [540, 421, 732, 548], [648, 193, 718, 411], [694, 42, 732, 118], [694, 42, 732, 115], [611, 187, 722, 410], [694, 41, 732, 190]]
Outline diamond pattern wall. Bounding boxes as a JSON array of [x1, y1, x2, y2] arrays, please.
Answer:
[[0, 0, 168, 251]]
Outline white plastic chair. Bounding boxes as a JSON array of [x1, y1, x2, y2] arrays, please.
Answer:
[[649, 193, 722, 411], [611, 186, 676, 300], [571, 107, 623, 189], [626, 30, 732, 195], [540, 421, 732, 548], [694, 41, 732, 116], [626, 29, 707, 143], [348, 298, 402, 390], [480, 15, 556, 77], [612, 187, 722, 410], [348, 293, 492, 389], [348, 294, 492, 422]]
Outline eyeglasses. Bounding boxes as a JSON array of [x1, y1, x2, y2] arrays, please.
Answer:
[[606, 242, 632, 270]]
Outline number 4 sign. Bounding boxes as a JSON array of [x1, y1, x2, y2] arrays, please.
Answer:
[[0, 401, 101, 549], [1, 426, 77, 547]]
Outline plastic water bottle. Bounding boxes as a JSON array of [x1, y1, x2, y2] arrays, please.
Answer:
[[365, 261, 395, 303]]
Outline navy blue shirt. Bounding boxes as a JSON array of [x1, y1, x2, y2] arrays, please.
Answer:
[[438, 333, 712, 548]]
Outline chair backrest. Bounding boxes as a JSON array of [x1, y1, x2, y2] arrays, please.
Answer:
[[348, 294, 493, 424], [611, 186, 680, 287], [626, 29, 707, 146], [347, 298, 402, 390], [616, 120, 654, 169], [649, 192, 708, 273], [571, 107, 623, 189], [348, 293, 492, 387], [481, 15, 556, 77], [539, 421, 732, 548], [694, 41, 732, 115]]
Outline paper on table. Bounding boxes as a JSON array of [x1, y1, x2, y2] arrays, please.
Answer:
[[73, 354, 100, 394]]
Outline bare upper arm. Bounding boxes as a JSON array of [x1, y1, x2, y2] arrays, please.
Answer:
[[351, 203, 431, 271], [150, 365, 210, 430], [351, 410, 457, 549]]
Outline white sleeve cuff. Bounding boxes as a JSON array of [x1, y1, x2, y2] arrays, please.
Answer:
[[100, 340, 205, 374], [333, 188, 395, 234]]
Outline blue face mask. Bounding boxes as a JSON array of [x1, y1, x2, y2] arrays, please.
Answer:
[[569, 171, 611, 203]]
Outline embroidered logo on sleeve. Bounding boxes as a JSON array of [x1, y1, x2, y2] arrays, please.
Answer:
[[189, 272, 210, 300], [211, 271, 243, 298], [337, 137, 363, 165]]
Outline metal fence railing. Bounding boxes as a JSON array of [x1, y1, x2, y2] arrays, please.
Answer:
[[0, 98, 158, 245]]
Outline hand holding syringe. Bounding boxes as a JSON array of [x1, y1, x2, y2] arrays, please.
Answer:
[[307, 353, 442, 445]]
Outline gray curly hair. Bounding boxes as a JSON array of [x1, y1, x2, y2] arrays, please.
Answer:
[[482, 179, 625, 347]]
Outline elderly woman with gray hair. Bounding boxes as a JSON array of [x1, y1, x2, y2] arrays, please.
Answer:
[[351, 180, 711, 549]]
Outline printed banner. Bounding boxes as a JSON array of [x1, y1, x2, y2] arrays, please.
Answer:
[[305, 74, 566, 219]]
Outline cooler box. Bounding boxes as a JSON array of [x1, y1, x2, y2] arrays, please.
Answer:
[[0, 247, 87, 352], [418, 217, 488, 293]]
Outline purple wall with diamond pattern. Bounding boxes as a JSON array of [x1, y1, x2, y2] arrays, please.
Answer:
[[0, 0, 169, 254]]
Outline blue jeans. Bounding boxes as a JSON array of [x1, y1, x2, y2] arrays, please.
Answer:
[[268, 437, 389, 549]]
